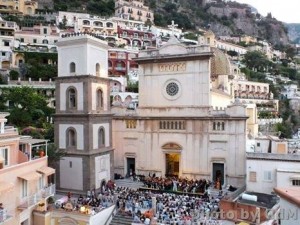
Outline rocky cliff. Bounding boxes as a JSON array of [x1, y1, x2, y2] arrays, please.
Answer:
[[286, 23, 300, 44], [147, 0, 290, 46]]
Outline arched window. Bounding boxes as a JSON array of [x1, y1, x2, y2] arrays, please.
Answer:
[[96, 89, 103, 109], [67, 87, 77, 109], [70, 62, 76, 73], [213, 122, 216, 130], [96, 63, 100, 76], [66, 128, 76, 147], [99, 127, 105, 147], [42, 39, 48, 44]]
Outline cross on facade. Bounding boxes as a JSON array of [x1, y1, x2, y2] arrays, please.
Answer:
[[168, 20, 178, 36]]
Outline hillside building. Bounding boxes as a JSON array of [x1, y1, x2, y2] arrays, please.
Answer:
[[115, 0, 154, 23], [0, 112, 55, 225], [108, 48, 138, 76], [274, 187, 300, 225], [0, 17, 18, 70], [0, 0, 38, 15]]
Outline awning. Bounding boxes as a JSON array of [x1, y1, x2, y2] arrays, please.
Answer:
[[18, 171, 42, 181], [19, 138, 48, 145], [37, 166, 55, 176], [0, 181, 14, 195]]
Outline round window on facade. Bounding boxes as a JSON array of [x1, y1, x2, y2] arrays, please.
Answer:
[[166, 82, 179, 96], [163, 80, 181, 100]]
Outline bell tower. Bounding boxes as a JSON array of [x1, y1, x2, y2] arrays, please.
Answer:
[[54, 34, 114, 193]]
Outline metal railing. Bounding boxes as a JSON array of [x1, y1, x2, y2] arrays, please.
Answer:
[[18, 184, 56, 208], [0, 208, 13, 223], [18, 192, 42, 209], [0, 209, 8, 223], [41, 184, 56, 198]]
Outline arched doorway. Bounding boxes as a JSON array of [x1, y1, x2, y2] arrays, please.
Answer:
[[162, 143, 182, 178]]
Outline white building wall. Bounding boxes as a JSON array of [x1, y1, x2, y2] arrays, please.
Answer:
[[95, 154, 111, 189], [87, 45, 108, 77], [60, 157, 83, 190], [280, 198, 300, 225], [247, 159, 300, 193], [58, 124, 84, 150], [139, 59, 210, 109], [92, 123, 110, 149], [59, 82, 84, 111], [113, 118, 246, 187], [58, 44, 87, 77]]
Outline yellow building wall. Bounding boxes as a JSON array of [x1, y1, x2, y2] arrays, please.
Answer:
[[211, 91, 233, 109], [246, 105, 259, 137]]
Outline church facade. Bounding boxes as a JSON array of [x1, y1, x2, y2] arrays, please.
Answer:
[[54, 33, 248, 193], [112, 37, 248, 187]]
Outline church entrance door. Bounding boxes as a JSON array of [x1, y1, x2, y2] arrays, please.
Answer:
[[126, 157, 135, 176], [212, 163, 224, 187], [165, 153, 180, 178]]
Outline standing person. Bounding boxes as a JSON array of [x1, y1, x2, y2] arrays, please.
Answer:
[[172, 179, 178, 192]]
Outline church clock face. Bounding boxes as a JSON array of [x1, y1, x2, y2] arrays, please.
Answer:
[[163, 80, 181, 100], [166, 82, 179, 96]]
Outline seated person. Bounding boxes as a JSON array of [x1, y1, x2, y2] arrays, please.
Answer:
[[77, 194, 84, 204]]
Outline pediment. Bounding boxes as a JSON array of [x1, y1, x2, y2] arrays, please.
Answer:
[[162, 143, 182, 150]]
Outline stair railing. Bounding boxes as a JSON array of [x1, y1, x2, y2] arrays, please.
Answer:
[[104, 205, 117, 225]]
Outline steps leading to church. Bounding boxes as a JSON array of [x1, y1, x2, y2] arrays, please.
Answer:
[[115, 178, 144, 190], [109, 214, 133, 225]]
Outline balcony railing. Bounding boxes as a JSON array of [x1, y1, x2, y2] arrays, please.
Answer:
[[18, 184, 56, 209], [0, 208, 13, 223], [18, 192, 42, 209], [115, 67, 126, 71], [41, 184, 55, 198]]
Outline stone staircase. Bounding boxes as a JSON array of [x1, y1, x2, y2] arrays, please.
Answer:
[[115, 178, 144, 190], [109, 214, 133, 225]]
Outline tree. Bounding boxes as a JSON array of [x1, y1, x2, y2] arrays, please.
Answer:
[[9, 70, 19, 80], [285, 46, 296, 59], [227, 50, 238, 57], [242, 51, 271, 72], [47, 143, 66, 167], [1, 87, 54, 128], [126, 81, 139, 93]]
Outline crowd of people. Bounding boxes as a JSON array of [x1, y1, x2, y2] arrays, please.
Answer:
[[113, 175, 225, 225], [56, 180, 116, 215], [142, 176, 212, 194], [55, 176, 224, 224], [154, 192, 222, 225]]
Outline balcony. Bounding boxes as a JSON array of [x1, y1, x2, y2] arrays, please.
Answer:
[[0, 209, 13, 223], [18, 184, 55, 209], [41, 184, 55, 198], [18, 192, 42, 209]]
